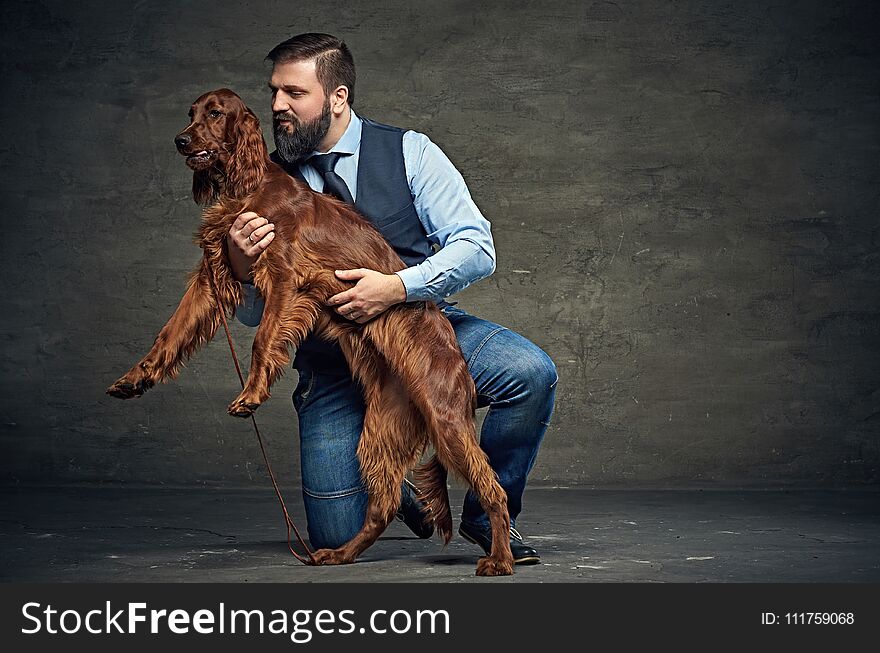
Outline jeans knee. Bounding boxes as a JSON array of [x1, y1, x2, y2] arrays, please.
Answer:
[[518, 347, 558, 395], [309, 526, 354, 550], [302, 486, 367, 549]]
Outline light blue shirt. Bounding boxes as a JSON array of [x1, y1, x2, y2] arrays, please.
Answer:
[[236, 109, 496, 326]]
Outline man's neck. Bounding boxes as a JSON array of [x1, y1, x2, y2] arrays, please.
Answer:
[[317, 105, 352, 153]]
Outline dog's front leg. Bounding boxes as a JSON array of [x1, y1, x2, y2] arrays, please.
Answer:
[[227, 286, 322, 417], [107, 257, 224, 399]]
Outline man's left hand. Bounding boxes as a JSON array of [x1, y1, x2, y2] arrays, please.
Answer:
[[328, 268, 407, 323]]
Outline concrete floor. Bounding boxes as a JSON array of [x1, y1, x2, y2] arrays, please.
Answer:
[[1, 486, 878, 583]]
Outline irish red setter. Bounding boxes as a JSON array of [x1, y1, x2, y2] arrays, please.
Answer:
[[106, 88, 514, 576]]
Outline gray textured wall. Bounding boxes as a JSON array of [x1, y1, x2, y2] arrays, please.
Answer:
[[0, 0, 877, 488]]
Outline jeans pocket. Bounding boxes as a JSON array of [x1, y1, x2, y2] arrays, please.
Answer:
[[292, 368, 316, 412]]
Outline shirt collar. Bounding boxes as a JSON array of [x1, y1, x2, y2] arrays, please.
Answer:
[[309, 108, 362, 158]]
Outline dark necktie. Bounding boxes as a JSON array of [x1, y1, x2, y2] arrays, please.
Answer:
[[307, 152, 354, 205]]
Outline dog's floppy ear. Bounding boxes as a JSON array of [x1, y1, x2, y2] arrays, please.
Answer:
[[225, 106, 268, 200], [192, 170, 219, 206]]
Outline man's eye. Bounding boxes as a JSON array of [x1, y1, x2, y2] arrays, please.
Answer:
[[209, 110, 222, 118]]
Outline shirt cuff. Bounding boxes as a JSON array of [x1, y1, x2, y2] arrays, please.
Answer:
[[395, 266, 435, 302]]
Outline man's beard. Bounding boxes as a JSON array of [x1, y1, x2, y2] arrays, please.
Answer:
[[272, 100, 332, 163]]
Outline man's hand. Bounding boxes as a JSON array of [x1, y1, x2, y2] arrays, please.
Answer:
[[227, 211, 276, 282], [327, 268, 407, 323]]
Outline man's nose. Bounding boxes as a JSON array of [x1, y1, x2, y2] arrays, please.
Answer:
[[271, 91, 289, 114], [174, 133, 192, 149]]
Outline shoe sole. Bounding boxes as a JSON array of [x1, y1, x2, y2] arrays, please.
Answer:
[[458, 528, 541, 565]]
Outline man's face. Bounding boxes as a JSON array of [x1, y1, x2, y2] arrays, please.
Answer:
[[269, 59, 331, 163]]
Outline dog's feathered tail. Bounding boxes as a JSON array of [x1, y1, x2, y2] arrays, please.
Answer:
[[413, 454, 453, 545]]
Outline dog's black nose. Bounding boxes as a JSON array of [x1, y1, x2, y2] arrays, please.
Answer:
[[175, 134, 191, 149]]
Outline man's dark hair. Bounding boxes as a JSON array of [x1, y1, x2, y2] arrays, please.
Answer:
[[266, 33, 356, 107]]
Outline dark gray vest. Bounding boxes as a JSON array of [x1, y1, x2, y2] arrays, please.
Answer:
[[270, 117, 444, 374]]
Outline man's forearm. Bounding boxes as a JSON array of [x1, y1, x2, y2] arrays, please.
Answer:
[[400, 130, 497, 304], [229, 248, 255, 282], [395, 237, 496, 302]]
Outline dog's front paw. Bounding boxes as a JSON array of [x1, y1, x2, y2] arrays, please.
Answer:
[[475, 556, 514, 577], [106, 376, 154, 399], [310, 548, 355, 566], [227, 397, 261, 418]]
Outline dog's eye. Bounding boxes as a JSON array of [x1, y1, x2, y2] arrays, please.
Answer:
[[209, 110, 223, 118]]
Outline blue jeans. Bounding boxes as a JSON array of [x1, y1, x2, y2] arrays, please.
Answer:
[[292, 304, 558, 549]]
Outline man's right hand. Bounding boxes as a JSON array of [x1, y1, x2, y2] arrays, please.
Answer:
[[227, 212, 276, 282]]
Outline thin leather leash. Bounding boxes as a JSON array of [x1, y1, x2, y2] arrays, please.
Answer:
[[206, 263, 316, 565]]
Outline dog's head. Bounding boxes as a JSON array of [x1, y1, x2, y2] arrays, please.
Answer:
[[174, 88, 268, 204]]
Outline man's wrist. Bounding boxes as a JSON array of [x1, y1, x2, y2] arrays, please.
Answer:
[[392, 272, 410, 303], [395, 267, 431, 302]]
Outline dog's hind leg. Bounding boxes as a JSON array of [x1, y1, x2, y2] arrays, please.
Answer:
[[227, 287, 322, 417], [428, 407, 515, 577], [309, 395, 416, 565], [107, 256, 224, 399], [421, 359, 514, 576], [309, 421, 405, 565], [310, 338, 427, 565]]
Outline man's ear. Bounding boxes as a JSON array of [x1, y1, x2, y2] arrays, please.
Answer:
[[330, 86, 349, 115]]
